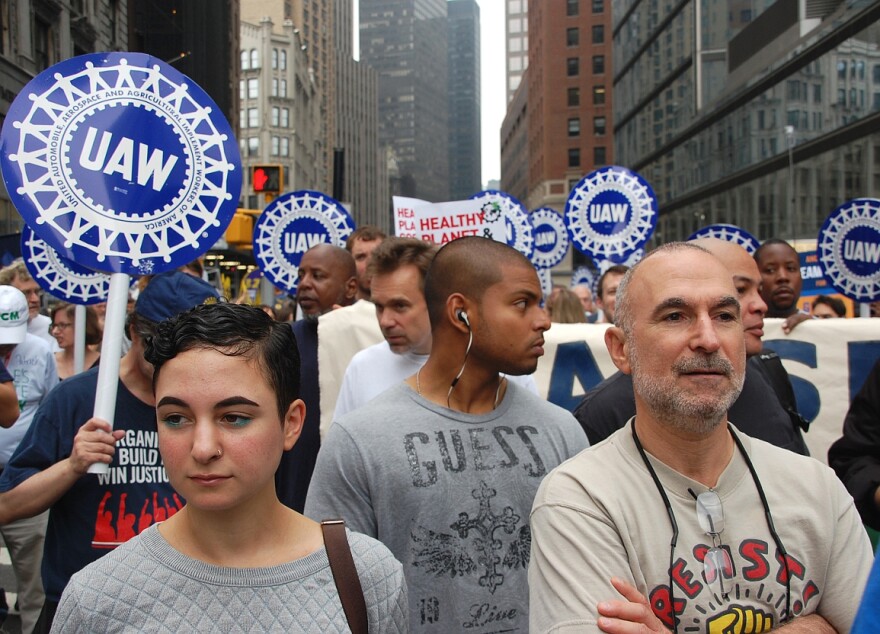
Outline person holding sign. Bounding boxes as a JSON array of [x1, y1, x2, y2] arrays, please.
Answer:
[[529, 243, 871, 633], [306, 237, 586, 632], [51, 302, 407, 633], [0, 271, 218, 632]]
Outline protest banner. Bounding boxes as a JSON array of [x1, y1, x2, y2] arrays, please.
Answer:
[[394, 195, 505, 244]]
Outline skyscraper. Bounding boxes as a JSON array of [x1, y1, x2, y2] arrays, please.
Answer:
[[360, 0, 450, 202], [506, 0, 528, 103], [335, 0, 388, 228], [447, 0, 481, 200], [614, 1, 880, 243]]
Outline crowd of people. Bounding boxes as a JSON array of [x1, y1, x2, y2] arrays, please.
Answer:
[[0, 230, 875, 633]]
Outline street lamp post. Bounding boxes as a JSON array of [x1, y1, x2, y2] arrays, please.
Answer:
[[785, 125, 795, 240]]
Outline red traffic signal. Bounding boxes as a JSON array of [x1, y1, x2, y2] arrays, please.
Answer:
[[253, 165, 282, 193]]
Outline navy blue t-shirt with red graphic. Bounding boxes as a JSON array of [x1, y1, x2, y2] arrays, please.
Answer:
[[0, 367, 181, 602]]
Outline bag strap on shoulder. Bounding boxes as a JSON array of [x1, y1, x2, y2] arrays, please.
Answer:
[[321, 519, 368, 634]]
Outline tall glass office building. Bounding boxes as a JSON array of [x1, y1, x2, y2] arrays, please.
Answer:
[[613, 0, 880, 244]]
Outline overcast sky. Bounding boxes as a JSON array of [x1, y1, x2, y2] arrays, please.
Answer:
[[478, 0, 504, 186]]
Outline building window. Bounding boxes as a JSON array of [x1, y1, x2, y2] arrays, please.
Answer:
[[593, 55, 605, 74], [271, 136, 280, 156], [248, 108, 259, 128], [241, 50, 249, 70], [281, 79, 288, 98], [247, 78, 259, 99], [509, 17, 522, 34], [837, 61, 847, 80], [594, 116, 606, 135], [568, 118, 580, 136], [34, 17, 53, 71], [813, 84, 822, 103], [592, 0, 604, 12], [874, 64, 880, 84], [272, 78, 278, 97], [247, 137, 259, 157], [593, 85, 606, 105], [239, 80, 246, 101], [281, 108, 290, 128], [567, 57, 579, 77], [592, 25, 604, 44], [594, 146, 607, 165], [280, 50, 287, 70], [250, 49, 259, 69], [281, 137, 289, 157], [566, 0, 578, 16], [271, 107, 280, 127], [568, 148, 581, 168], [567, 28, 579, 47], [568, 87, 580, 106], [239, 109, 246, 129], [509, 0, 522, 12]]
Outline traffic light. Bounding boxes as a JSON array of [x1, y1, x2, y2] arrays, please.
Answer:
[[252, 165, 282, 193]]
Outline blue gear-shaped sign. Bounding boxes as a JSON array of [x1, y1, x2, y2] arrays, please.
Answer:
[[570, 265, 596, 290], [21, 224, 122, 304], [688, 224, 760, 254], [471, 190, 534, 258], [253, 190, 355, 294], [0, 53, 241, 275], [565, 166, 657, 261], [529, 207, 570, 269], [817, 198, 880, 301], [536, 267, 553, 301]]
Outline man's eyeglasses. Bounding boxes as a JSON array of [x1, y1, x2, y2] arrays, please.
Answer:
[[49, 322, 72, 332], [693, 490, 734, 600]]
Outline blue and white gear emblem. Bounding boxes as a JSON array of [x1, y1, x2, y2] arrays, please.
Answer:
[[537, 267, 553, 302], [570, 265, 596, 291], [565, 166, 657, 261], [21, 224, 116, 304], [688, 224, 760, 254], [0, 52, 241, 275], [471, 190, 534, 258], [818, 198, 880, 301], [253, 190, 355, 293], [529, 207, 569, 269]]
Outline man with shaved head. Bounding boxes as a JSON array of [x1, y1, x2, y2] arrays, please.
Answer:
[[306, 237, 586, 632], [573, 238, 808, 454], [276, 244, 356, 512], [530, 242, 871, 633]]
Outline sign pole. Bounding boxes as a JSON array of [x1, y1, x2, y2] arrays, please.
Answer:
[[73, 304, 86, 374], [86, 272, 130, 475]]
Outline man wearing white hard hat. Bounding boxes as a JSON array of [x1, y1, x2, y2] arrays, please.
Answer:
[[0, 285, 58, 634]]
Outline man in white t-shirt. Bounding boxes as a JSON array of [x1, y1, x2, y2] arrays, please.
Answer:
[[334, 238, 537, 418], [529, 242, 873, 633]]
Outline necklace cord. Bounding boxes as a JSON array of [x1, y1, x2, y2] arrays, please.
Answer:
[[631, 421, 792, 630]]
